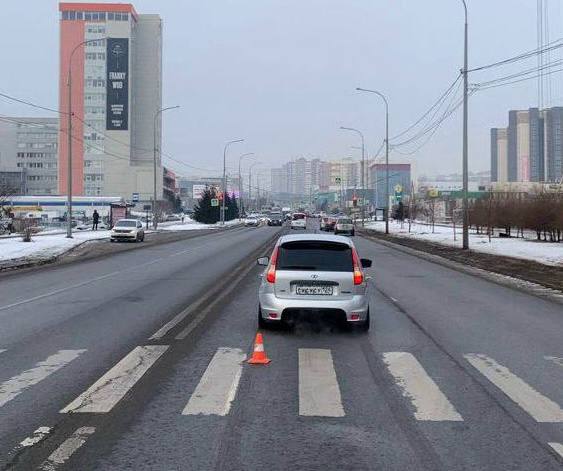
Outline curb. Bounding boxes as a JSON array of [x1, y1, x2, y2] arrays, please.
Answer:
[[359, 230, 563, 306]]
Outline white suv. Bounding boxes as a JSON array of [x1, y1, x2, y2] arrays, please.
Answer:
[[290, 212, 307, 230]]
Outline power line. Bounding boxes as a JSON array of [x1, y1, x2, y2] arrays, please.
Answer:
[[0, 91, 66, 115]]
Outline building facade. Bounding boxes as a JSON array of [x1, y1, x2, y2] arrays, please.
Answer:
[[0, 118, 58, 195], [58, 2, 162, 200], [494, 107, 563, 183]]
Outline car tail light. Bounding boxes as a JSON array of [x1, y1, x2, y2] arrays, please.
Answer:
[[352, 248, 363, 285], [266, 246, 279, 283], [350, 314, 360, 321], [268, 313, 278, 319]]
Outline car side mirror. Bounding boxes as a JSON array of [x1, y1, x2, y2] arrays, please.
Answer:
[[257, 256, 269, 266], [360, 258, 372, 268]]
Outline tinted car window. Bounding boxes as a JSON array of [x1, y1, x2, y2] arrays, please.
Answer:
[[277, 241, 353, 272], [339, 219, 353, 224], [292, 214, 305, 220]]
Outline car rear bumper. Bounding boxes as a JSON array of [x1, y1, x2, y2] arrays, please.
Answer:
[[259, 292, 369, 322], [111, 233, 136, 240]]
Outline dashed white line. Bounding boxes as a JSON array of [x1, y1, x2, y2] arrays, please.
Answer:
[[299, 348, 345, 417], [465, 353, 563, 423], [183, 347, 246, 416], [18, 426, 52, 448], [544, 356, 563, 368], [38, 426, 95, 471], [548, 442, 563, 458], [0, 350, 86, 408], [383, 352, 463, 421], [61, 345, 168, 413], [0, 349, 6, 355]]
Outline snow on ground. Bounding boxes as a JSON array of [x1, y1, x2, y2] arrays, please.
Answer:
[[0, 230, 111, 263], [365, 220, 563, 267], [158, 218, 241, 231]]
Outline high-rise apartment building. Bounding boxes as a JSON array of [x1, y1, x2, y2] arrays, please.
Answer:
[[58, 3, 162, 200], [0, 118, 59, 195], [494, 107, 563, 183]]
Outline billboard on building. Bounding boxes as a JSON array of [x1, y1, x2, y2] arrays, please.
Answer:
[[192, 184, 207, 200], [106, 38, 129, 130]]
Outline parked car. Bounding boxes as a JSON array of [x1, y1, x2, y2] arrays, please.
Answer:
[[110, 219, 145, 242], [257, 234, 372, 330], [290, 212, 307, 230], [334, 217, 355, 236], [244, 216, 260, 227]]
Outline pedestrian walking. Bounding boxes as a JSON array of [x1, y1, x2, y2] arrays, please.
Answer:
[[92, 210, 100, 231]]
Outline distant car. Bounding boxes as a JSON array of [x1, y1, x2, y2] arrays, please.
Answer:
[[257, 233, 372, 330], [110, 219, 145, 242], [268, 213, 284, 226], [244, 216, 260, 227], [290, 212, 307, 230], [334, 217, 355, 236]]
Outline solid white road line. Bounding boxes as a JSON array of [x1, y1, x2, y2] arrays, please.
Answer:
[[182, 348, 246, 416], [545, 356, 563, 368], [298, 348, 345, 417], [61, 345, 168, 413], [38, 426, 95, 471], [465, 353, 563, 423], [0, 350, 86, 408], [0, 349, 6, 354], [383, 352, 463, 422], [548, 442, 563, 458]]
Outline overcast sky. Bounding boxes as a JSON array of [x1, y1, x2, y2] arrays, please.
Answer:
[[1, 0, 561, 180]]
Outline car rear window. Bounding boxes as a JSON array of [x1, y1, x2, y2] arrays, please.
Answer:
[[277, 241, 353, 272], [292, 214, 305, 220], [339, 219, 353, 224]]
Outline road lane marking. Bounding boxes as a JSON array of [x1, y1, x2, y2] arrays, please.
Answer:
[[18, 426, 52, 448], [38, 426, 95, 471], [182, 348, 246, 416], [0, 349, 6, 354], [298, 348, 345, 417], [0, 350, 86, 408], [545, 356, 563, 368], [61, 345, 168, 413], [383, 352, 463, 421], [549, 442, 563, 458], [465, 353, 563, 422]]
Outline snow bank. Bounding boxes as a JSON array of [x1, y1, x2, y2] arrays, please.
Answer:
[[365, 220, 563, 267]]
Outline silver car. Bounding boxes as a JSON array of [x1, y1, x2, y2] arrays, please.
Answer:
[[334, 217, 355, 236], [257, 234, 371, 330]]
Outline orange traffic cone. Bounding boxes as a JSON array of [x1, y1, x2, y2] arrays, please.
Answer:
[[247, 333, 271, 365]]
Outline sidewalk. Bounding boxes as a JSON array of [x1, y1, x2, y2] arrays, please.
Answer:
[[364, 220, 563, 267]]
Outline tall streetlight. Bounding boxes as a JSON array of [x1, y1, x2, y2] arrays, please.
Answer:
[[238, 152, 255, 217], [461, 0, 469, 250], [221, 139, 244, 224], [248, 161, 262, 212], [153, 105, 180, 229], [66, 37, 107, 238], [340, 126, 366, 226], [356, 87, 389, 234]]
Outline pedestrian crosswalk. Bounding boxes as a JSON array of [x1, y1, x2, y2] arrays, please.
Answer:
[[0, 346, 561, 427]]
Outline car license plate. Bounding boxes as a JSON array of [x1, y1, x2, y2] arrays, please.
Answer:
[[296, 285, 333, 295]]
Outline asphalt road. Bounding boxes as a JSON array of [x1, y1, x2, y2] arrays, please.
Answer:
[[1, 220, 561, 470]]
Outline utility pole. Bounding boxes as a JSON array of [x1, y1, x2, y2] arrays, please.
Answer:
[[238, 152, 255, 218], [461, 0, 469, 249], [221, 139, 244, 225], [153, 106, 180, 230]]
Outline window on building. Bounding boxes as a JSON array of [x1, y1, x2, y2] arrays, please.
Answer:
[[69, 11, 76, 20], [85, 12, 92, 20], [108, 12, 114, 20], [62, 11, 69, 20], [122, 12, 128, 21], [77, 11, 83, 20], [115, 12, 122, 21]]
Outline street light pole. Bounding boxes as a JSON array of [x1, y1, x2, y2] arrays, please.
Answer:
[[66, 37, 107, 238], [238, 152, 255, 218], [356, 87, 390, 234], [340, 126, 365, 226], [153, 105, 180, 230], [221, 139, 244, 225], [461, 0, 469, 250], [248, 161, 262, 212]]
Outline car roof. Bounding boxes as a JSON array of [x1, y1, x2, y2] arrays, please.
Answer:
[[277, 233, 354, 247]]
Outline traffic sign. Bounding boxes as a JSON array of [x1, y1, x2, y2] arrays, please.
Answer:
[[211, 198, 219, 207], [132, 192, 140, 202]]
